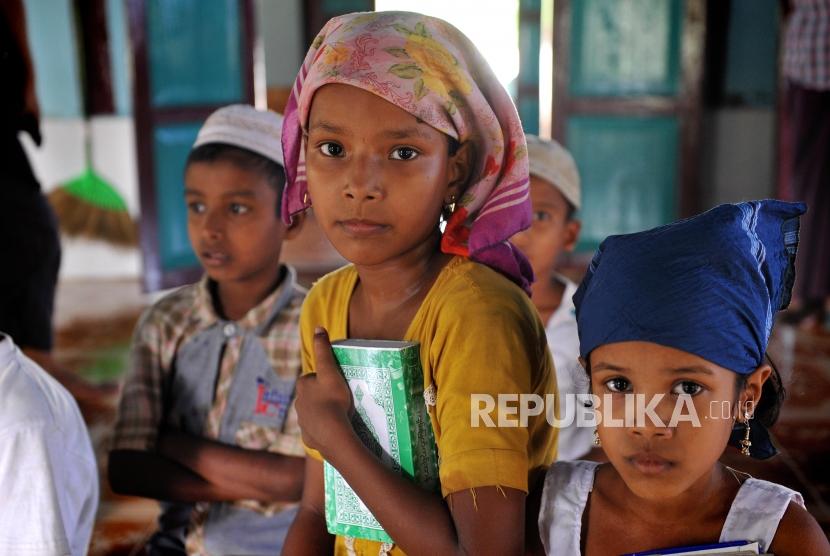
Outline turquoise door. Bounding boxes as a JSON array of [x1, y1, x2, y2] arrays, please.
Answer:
[[553, 0, 704, 252], [129, 0, 255, 291]]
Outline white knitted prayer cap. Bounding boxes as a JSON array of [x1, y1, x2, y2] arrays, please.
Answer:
[[193, 104, 284, 166], [525, 134, 581, 210]]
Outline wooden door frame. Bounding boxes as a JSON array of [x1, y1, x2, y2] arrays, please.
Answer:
[[128, 0, 256, 292], [552, 0, 706, 218]]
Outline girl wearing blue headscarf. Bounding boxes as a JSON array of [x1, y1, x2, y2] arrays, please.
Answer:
[[529, 200, 829, 555]]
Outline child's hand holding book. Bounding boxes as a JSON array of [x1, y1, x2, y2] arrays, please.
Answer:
[[294, 327, 355, 456]]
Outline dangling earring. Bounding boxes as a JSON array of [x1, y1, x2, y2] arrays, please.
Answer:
[[593, 428, 601, 447], [444, 194, 457, 210], [740, 410, 752, 457]]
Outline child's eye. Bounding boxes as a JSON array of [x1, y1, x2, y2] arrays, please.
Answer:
[[319, 142, 344, 157], [532, 210, 552, 222], [389, 146, 419, 161], [604, 377, 632, 393], [187, 202, 205, 214], [671, 381, 703, 396], [230, 203, 250, 215]]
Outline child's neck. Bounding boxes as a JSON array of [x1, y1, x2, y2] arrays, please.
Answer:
[[530, 271, 566, 323], [349, 231, 449, 339], [601, 462, 736, 527], [213, 264, 286, 322]]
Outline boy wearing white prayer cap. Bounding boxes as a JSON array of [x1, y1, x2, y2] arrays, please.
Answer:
[[109, 105, 307, 555], [512, 135, 594, 461]]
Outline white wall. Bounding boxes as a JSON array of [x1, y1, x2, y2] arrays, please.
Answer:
[[22, 0, 140, 281], [257, 0, 304, 86], [21, 1, 305, 283], [701, 108, 777, 209], [20, 117, 143, 280]]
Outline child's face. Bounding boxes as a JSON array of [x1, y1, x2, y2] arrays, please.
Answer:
[[305, 84, 468, 267], [185, 160, 290, 285], [589, 341, 758, 501], [511, 176, 579, 281]]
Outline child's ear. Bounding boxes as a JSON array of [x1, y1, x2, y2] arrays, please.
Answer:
[[446, 141, 474, 200], [738, 364, 772, 417], [283, 211, 306, 240], [564, 219, 582, 252]]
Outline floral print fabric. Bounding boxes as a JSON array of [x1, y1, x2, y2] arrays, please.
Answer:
[[281, 11, 534, 292]]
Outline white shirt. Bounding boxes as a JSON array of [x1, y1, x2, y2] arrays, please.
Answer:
[[0, 335, 98, 556], [539, 461, 805, 555], [545, 277, 594, 461]]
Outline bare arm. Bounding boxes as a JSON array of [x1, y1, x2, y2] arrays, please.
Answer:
[[769, 501, 830, 556], [282, 458, 335, 555], [157, 430, 304, 502], [108, 449, 247, 502], [292, 329, 526, 556]]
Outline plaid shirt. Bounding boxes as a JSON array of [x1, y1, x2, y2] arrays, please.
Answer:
[[783, 0, 830, 90], [111, 266, 306, 553]]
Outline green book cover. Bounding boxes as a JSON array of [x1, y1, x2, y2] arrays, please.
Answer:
[[324, 339, 439, 543]]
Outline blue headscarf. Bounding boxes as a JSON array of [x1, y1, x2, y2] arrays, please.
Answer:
[[573, 200, 805, 459]]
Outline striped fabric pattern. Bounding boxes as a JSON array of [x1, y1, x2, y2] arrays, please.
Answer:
[[783, 0, 830, 90]]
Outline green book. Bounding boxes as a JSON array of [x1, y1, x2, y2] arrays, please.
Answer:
[[324, 339, 439, 543]]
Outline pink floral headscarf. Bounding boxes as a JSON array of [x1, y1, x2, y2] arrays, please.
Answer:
[[281, 11, 534, 292]]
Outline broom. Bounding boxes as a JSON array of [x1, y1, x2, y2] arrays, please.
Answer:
[[47, 122, 138, 247]]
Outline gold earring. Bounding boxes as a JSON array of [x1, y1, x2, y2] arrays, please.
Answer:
[[740, 410, 752, 457], [593, 428, 601, 447], [443, 194, 457, 214], [302, 191, 310, 204]]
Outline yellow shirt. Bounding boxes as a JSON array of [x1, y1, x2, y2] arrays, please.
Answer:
[[300, 256, 558, 555]]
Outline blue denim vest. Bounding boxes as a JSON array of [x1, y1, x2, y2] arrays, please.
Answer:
[[150, 269, 300, 555]]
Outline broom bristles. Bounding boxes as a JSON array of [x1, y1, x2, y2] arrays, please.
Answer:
[[48, 187, 138, 248]]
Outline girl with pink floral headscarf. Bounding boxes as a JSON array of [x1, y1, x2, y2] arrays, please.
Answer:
[[283, 11, 557, 555]]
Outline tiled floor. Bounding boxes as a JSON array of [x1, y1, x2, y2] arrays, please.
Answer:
[[51, 279, 830, 554]]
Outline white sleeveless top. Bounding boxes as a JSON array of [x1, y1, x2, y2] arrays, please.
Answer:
[[538, 460, 805, 555]]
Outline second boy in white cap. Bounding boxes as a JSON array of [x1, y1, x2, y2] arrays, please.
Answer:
[[109, 105, 306, 555], [513, 135, 594, 461]]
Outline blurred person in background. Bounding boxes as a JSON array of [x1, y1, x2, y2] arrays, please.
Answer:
[[0, 333, 98, 556], [0, 0, 61, 366], [0, 0, 107, 410], [512, 135, 597, 462], [780, 0, 830, 330]]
